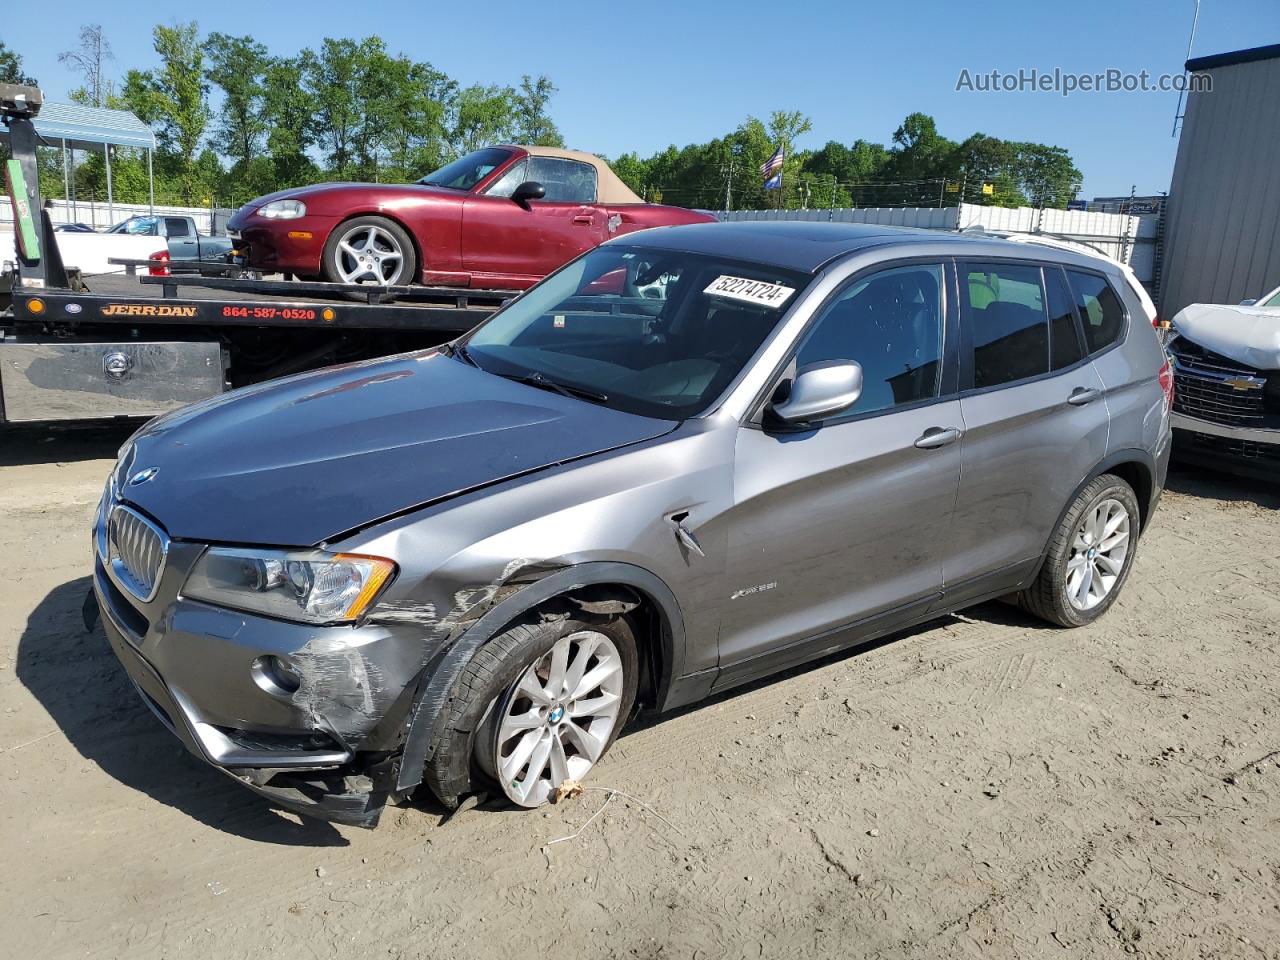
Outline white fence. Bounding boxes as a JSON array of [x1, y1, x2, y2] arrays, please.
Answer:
[[716, 202, 1161, 284], [0, 197, 219, 233]]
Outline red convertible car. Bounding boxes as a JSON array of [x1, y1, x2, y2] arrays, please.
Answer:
[[226, 146, 715, 290]]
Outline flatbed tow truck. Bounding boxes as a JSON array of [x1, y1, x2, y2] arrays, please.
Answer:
[[1, 83, 510, 425]]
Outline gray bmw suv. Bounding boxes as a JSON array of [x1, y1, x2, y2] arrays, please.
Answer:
[[91, 222, 1173, 826]]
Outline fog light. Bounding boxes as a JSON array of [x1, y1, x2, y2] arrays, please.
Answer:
[[251, 655, 302, 697]]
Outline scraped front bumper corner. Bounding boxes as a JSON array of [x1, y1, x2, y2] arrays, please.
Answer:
[[96, 582, 397, 827]]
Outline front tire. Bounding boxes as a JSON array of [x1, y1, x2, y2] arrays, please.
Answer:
[[321, 215, 417, 287], [1019, 474, 1141, 627], [427, 615, 639, 809]]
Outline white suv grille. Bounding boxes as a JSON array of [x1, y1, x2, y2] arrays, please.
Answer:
[[108, 506, 169, 602]]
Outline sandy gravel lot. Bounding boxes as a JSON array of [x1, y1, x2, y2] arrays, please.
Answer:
[[1, 424, 1278, 960]]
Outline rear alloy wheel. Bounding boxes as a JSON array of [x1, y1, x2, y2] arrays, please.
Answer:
[[1019, 474, 1140, 627], [1065, 498, 1131, 612], [322, 216, 416, 286]]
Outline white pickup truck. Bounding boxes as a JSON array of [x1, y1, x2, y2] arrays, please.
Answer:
[[3, 214, 231, 277]]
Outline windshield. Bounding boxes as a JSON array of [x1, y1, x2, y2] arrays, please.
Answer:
[[417, 148, 513, 190], [463, 245, 810, 420], [107, 216, 158, 236]]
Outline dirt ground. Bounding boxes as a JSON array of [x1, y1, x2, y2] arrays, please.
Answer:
[[1, 424, 1278, 960]]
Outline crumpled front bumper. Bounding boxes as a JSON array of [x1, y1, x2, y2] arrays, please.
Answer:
[[94, 574, 399, 827], [89, 484, 427, 827]]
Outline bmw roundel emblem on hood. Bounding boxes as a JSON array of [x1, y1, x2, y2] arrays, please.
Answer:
[[129, 467, 160, 486]]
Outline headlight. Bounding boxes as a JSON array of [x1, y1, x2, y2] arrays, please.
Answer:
[[257, 199, 307, 220], [184, 548, 396, 624]]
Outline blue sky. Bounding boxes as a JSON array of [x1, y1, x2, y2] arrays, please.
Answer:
[[9, 0, 1278, 197]]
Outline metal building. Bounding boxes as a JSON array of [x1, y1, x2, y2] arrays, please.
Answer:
[[1159, 43, 1280, 318]]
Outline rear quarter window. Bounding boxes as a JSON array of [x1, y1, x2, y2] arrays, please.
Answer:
[[1066, 270, 1126, 354]]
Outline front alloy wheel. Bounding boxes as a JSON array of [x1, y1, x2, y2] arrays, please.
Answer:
[[322, 215, 416, 286], [424, 615, 639, 810], [489, 630, 625, 807]]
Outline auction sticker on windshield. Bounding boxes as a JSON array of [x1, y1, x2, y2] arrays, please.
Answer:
[[703, 275, 796, 308]]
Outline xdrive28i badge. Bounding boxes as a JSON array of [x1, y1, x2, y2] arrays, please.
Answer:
[[129, 467, 159, 486]]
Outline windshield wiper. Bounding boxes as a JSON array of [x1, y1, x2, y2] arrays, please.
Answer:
[[441, 341, 478, 367], [501, 370, 609, 405]]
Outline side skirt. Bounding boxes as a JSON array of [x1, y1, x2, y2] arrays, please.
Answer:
[[700, 559, 1038, 700]]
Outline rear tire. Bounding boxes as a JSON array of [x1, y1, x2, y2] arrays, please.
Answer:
[[426, 615, 639, 809], [1019, 474, 1140, 627], [321, 215, 417, 288]]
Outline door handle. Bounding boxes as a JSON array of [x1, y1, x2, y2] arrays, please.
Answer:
[[1067, 387, 1101, 406], [572, 215, 594, 225], [914, 427, 962, 449]]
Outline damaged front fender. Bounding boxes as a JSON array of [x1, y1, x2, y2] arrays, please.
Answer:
[[390, 561, 685, 798]]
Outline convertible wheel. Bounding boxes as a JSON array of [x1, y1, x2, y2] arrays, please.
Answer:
[[1019, 474, 1140, 627], [322, 215, 417, 286], [426, 616, 639, 809]]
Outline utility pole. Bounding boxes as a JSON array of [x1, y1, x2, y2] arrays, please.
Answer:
[[726, 143, 741, 212]]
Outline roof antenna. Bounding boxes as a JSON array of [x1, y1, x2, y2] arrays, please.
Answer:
[[1171, 0, 1202, 137]]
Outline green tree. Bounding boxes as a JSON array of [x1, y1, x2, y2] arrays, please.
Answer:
[[1012, 143, 1082, 208], [375, 57, 455, 179], [450, 84, 516, 154], [886, 112, 955, 192], [512, 75, 564, 147], [301, 37, 388, 178], [764, 109, 812, 207], [0, 39, 37, 85], [204, 33, 269, 171], [261, 56, 317, 189], [122, 23, 210, 203]]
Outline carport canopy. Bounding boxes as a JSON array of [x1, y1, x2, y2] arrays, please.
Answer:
[[0, 101, 157, 220]]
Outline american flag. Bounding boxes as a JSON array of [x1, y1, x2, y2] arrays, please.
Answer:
[[760, 146, 785, 179]]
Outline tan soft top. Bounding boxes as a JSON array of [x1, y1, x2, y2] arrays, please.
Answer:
[[512, 145, 644, 205]]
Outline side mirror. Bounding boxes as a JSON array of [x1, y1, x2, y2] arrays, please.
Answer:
[[511, 181, 546, 204], [1239, 298, 1257, 306], [767, 360, 863, 425]]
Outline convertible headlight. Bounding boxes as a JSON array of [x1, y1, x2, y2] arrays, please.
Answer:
[[184, 548, 396, 624], [257, 199, 307, 220]]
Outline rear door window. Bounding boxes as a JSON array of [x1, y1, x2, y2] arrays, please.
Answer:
[[1045, 267, 1085, 370], [1066, 270, 1126, 354], [962, 262, 1049, 389]]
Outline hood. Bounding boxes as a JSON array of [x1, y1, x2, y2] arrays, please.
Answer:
[[118, 351, 674, 546], [1172, 302, 1280, 370], [230, 182, 454, 217]]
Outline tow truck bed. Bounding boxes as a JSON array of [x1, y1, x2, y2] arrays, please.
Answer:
[[11, 271, 515, 332], [1, 269, 517, 423]]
